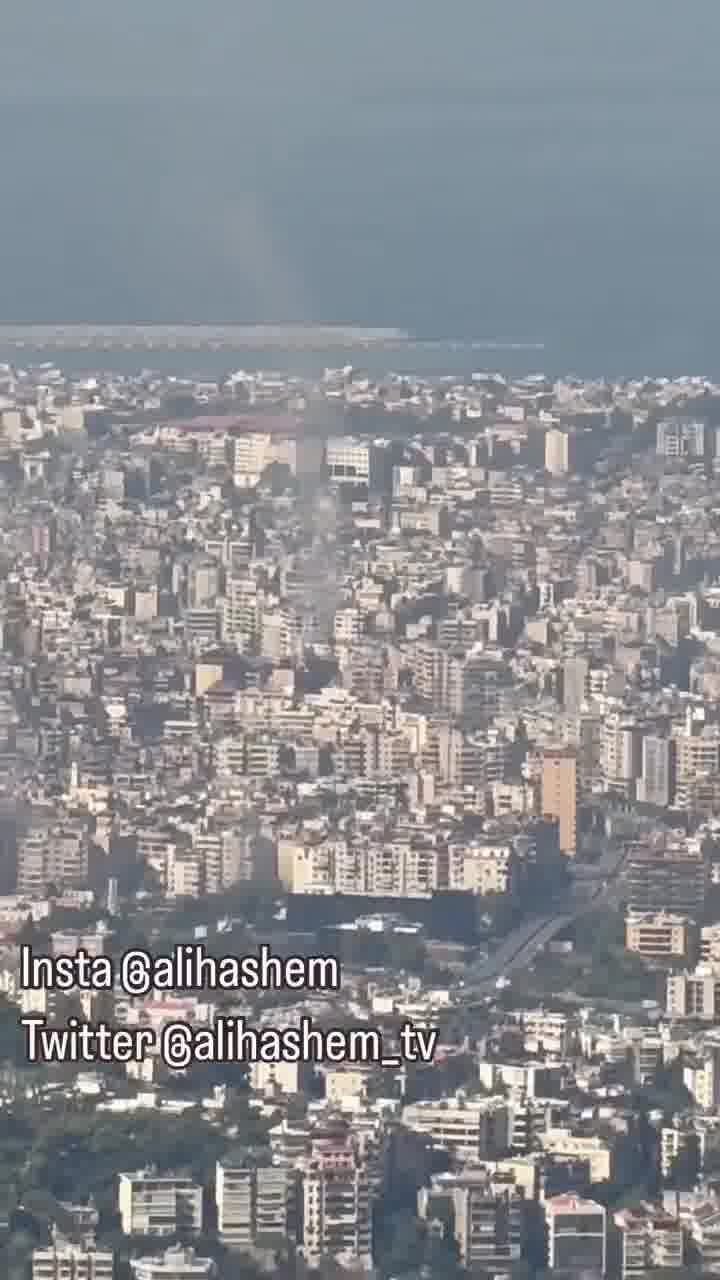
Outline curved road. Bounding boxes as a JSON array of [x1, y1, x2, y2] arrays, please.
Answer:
[[462, 844, 630, 996]]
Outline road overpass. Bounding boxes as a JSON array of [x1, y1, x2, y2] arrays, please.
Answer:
[[460, 843, 631, 998]]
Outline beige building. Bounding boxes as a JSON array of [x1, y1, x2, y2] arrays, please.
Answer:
[[195, 661, 223, 697], [287, 840, 336, 895], [324, 1066, 370, 1108], [545, 428, 573, 476], [249, 1059, 309, 1096], [541, 747, 577, 855], [233, 432, 275, 488], [166, 849, 203, 899], [448, 842, 517, 895], [675, 728, 720, 793], [625, 912, 695, 962]]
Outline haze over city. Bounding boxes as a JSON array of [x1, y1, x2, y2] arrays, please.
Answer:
[[4, 6, 720, 1280]]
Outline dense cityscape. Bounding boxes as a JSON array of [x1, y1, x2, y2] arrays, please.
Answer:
[[3, 356, 720, 1279]]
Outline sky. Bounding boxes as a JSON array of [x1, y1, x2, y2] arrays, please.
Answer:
[[2, 1, 720, 371]]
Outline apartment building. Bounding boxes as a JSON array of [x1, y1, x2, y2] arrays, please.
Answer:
[[515, 1009, 569, 1058], [419, 1170, 525, 1270], [625, 912, 695, 963], [545, 428, 574, 476], [249, 1059, 313, 1097], [674, 728, 720, 808], [684, 1048, 720, 1110], [401, 1096, 511, 1163], [545, 1194, 607, 1275], [656, 417, 707, 459], [667, 963, 720, 1021], [448, 841, 517, 895], [216, 1151, 296, 1251], [32, 1238, 114, 1280], [16, 822, 90, 896], [411, 644, 503, 723], [614, 1204, 683, 1279], [637, 735, 675, 808], [130, 1247, 216, 1280], [118, 1170, 203, 1237], [601, 714, 641, 798], [701, 923, 720, 964], [299, 1141, 372, 1271], [538, 1130, 613, 1185], [625, 841, 708, 916], [541, 747, 577, 855], [660, 1119, 720, 1179], [325, 437, 386, 491], [221, 575, 262, 652]]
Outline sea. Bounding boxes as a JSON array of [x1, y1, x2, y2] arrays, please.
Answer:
[[2, 0, 720, 380]]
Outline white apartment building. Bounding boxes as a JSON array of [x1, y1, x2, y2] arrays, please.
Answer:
[[300, 1143, 372, 1271], [538, 1130, 613, 1184], [118, 1171, 203, 1237], [419, 1170, 524, 1270], [401, 1096, 511, 1163], [701, 923, 720, 963], [216, 1155, 295, 1250], [637, 735, 674, 807], [32, 1239, 114, 1280], [545, 1194, 607, 1275], [334, 607, 363, 646], [130, 1247, 216, 1280], [614, 1205, 683, 1280], [661, 1119, 720, 1179], [684, 1049, 720, 1111], [221, 576, 262, 652], [285, 836, 441, 898], [601, 714, 640, 794], [325, 437, 383, 490], [667, 965, 720, 1021], [513, 1009, 569, 1058]]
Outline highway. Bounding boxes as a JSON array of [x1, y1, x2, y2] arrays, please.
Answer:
[[460, 843, 630, 997], [464, 910, 576, 990]]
